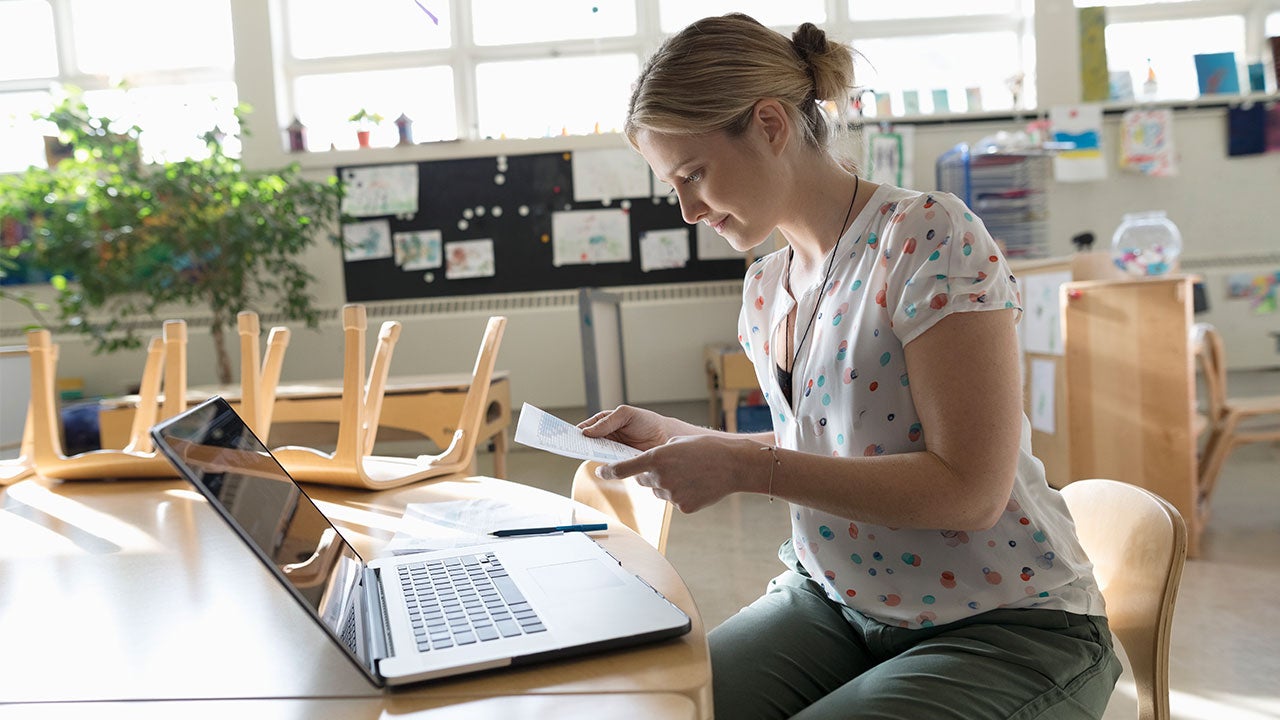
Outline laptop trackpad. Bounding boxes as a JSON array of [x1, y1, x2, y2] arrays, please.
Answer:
[[527, 559, 625, 595]]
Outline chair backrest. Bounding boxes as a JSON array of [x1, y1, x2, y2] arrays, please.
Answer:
[[1060, 479, 1187, 720], [1190, 322, 1226, 424], [572, 460, 674, 555]]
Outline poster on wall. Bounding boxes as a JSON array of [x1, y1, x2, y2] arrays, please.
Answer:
[[1119, 108, 1177, 177], [572, 148, 652, 202], [1050, 105, 1106, 182], [340, 164, 419, 217], [394, 229, 442, 270], [342, 219, 393, 261], [639, 228, 690, 271], [551, 209, 631, 266], [445, 239, 496, 280]]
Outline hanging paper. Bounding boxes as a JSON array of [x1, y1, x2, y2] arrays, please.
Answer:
[[1119, 108, 1177, 177], [1078, 6, 1109, 102], [1050, 105, 1106, 182], [571, 148, 652, 202], [1019, 271, 1072, 356], [551, 209, 631, 266], [639, 229, 690, 272], [1227, 104, 1266, 157], [340, 164, 419, 217], [394, 229, 442, 270], [445, 239, 495, 279], [342, 219, 393, 261]]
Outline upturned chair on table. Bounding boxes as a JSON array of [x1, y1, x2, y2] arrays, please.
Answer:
[[269, 304, 506, 490], [25, 320, 190, 480]]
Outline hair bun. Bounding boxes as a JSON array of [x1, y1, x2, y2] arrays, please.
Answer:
[[791, 22, 828, 65]]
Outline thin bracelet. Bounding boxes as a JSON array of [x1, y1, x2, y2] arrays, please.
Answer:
[[760, 445, 780, 503]]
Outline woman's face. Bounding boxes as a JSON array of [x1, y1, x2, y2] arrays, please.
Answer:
[[635, 126, 782, 254]]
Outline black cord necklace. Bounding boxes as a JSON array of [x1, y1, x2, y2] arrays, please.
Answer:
[[779, 174, 860, 409]]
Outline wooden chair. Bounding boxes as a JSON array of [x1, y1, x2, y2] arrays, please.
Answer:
[[236, 310, 292, 441], [272, 306, 506, 490], [0, 403, 34, 484], [1060, 479, 1187, 720], [1192, 323, 1280, 510], [25, 321, 189, 480], [572, 460, 673, 555]]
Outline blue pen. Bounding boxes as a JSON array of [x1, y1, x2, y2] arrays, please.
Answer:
[[490, 523, 608, 537]]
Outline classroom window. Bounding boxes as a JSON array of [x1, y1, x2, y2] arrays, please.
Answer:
[[0, 0, 58, 81], [854, 32, 1025, 114], [0, 91, 52, 174], [471, 0, 635, 45], [1266, 10, 1280, 36], [284, 0, 451, 59], [70, 0, 234, 74], [293, 67, 457, 151], [475, 54, 638, 140], [848, 0, 1017, 21], [78, 83, 242, 164], [658, 0, 826, 32], [1104, 15, 1247, 99]]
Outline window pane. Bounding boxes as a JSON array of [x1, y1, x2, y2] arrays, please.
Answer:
[[1073, 0, 1199, 6], [81, 83, 241, 163], [285, 0, 451, 58], [0, 91, 53, 173], [293, 67, 456, 151], [1266, 11, 1280, 37], [659, 1, 825, 33], [475, 54, 637, 140], [71, 0, 233, 74], [0, 1, 58, 80], [854, 32, 1022, 114], [849, 0, 1016, 21], [472, 0, 634, 45], [1105, 16, 1245, 100]]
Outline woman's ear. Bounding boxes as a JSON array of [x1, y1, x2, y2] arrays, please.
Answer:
[[752, 99, 791, 156]]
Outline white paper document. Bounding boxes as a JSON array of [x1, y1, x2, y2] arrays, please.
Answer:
[[514, 403, 641, 463], [384, 498, 573, 555]]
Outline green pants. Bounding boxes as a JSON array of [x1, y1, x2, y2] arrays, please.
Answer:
[[708, 541, 1121, 719]]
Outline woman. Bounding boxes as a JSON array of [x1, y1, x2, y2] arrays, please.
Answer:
[[579, 13, 1121, 720]]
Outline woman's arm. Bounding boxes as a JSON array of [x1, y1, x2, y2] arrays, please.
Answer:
[[579, 405, 775, 449], [601, 309, 1024, 531]]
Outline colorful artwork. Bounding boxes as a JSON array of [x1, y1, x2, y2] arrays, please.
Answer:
[[1194, 52, 1241, 95], [394, 229, 442, 270], [551, 209, 631, 266], [341, 220, 392, 261], [444, 239, 495, 280], [1050, 105, 1106, 182], [1119, 109, 1177, 177], [639, 228, 690, 271]]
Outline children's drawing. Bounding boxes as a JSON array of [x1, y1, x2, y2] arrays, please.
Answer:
[[342, 219, 392, 261], [551, 209, 631, 266], [394, 229, 442, 270], [445, 238, 496, 280]]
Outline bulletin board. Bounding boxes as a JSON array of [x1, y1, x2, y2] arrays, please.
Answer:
[[337, 148, 748, 302]]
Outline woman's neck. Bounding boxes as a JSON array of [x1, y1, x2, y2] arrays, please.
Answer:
[[778, 162, 864, 287]]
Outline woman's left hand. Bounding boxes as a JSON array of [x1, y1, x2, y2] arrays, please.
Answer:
[[599, 434, 763, 513]]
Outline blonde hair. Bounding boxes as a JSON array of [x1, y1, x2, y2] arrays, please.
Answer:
[[626, 13, 856, 156]]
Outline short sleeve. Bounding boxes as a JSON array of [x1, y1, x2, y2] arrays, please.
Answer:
[[880, 193, 1022, 345]]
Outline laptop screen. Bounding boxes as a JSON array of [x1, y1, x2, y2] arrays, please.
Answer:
[[152, 397, 370, 668]]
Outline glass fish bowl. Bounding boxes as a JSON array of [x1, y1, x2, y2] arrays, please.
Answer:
[[1112, 211, 1182, 277]]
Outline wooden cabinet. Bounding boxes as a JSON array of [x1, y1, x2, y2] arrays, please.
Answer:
[[1062, 275, 1202, 556]]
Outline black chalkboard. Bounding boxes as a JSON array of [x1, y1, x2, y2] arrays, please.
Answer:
[[337, 150, 746, 302]]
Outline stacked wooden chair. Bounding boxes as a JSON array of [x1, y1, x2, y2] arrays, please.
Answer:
[[24, 321, 189, 480], [269, 304, 507, 490]]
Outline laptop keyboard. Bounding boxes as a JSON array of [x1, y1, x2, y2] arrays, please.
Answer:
[[397, 551, 546, 653]]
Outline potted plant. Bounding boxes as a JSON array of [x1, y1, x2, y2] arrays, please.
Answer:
[[348, 108, 384, 148], [0, 91, 344, 386]]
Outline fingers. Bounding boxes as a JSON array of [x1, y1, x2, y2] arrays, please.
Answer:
[[576, 410, 613, 431]]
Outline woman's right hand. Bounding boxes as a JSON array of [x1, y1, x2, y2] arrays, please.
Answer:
[[577, 405, 680, 451]]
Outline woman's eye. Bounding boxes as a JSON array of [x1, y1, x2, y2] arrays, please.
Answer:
[[683, 170, 703, 184]]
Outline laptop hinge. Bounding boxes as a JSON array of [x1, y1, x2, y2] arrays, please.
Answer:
[[363, 567, 393, 663]]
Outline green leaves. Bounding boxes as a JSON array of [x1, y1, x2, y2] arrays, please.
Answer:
[[0, 92, 343, 384]]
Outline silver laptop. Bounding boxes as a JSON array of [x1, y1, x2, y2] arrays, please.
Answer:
[[151, 396, 690, 687]]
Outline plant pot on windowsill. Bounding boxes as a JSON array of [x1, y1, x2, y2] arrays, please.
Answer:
[[349, 109, 383, 149]]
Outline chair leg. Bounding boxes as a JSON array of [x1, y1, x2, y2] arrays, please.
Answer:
[[1197, 414, 1240, 509]]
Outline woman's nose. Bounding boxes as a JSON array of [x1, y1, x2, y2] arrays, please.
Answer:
[[676, 190, 707, 225]]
